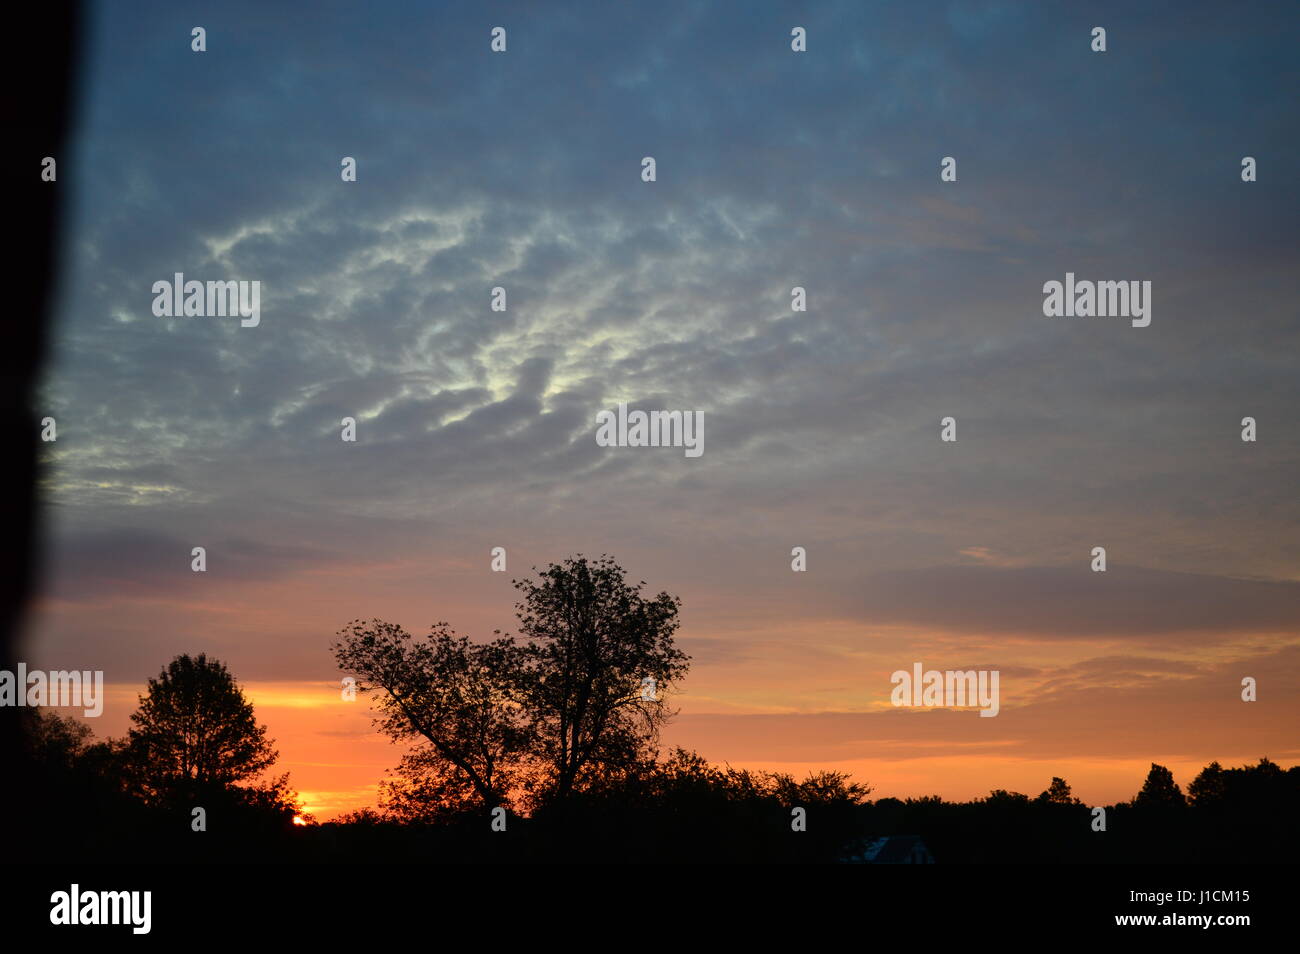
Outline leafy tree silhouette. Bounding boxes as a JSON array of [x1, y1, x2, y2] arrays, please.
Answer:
[[513, 555, 690, 807], [332, 621, 528, 813], [1189, 757, 1291, 811], [1133, 762, 1186, 809], [1187, 761, 1227, 807], [1185, 757, 1299, 860], [333, 554, 690, 817], [1037, 776, 1079, 805], [22, 707, 93, 769], [125, 653, 281, 807]]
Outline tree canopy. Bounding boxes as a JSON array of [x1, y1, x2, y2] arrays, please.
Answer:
[[333, 554, 690, 814], [126, 653, 279, 804]]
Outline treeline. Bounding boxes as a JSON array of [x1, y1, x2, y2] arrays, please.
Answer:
[[14, 555, 1298, 862], [17, 699, 1298, 863], [298, 755, 1296, 864], [862, 759, 1300, 864]]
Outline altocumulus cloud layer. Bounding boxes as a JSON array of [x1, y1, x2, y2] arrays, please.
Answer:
[[25, 1, 1300, 807]]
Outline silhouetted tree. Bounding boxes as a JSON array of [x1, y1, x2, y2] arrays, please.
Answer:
[[1037, 776, 1079, 804], [21, 708, 92, 769], [771, 769, 872, 808], [17, 710, 147, 856], [1187, 761, 1226, 808], [513, 555, 690, 806], [125, 653, 279, 805], [984, 789, 1032, 805], [333, 620, 530, 812], [1133, 762, 1185, 809], [1188, 757, 1295, 822]]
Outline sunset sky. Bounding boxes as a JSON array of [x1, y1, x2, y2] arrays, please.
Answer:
[[26, 1, 1299, 820]]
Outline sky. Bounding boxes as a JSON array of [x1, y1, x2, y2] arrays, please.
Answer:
[[24, 0, 1300, 820]]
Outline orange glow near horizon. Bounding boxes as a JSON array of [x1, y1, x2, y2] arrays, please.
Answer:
[[50, 667, 1299, 822]]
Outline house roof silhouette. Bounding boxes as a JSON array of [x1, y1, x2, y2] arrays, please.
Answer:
[[841, 834, 935, 864]]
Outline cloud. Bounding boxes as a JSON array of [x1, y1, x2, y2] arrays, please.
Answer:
[[40, 528, 342, 602], [24, 0, 1300, 800], [841, 564, 1300, 640], [668, 646, 1300, 764]]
